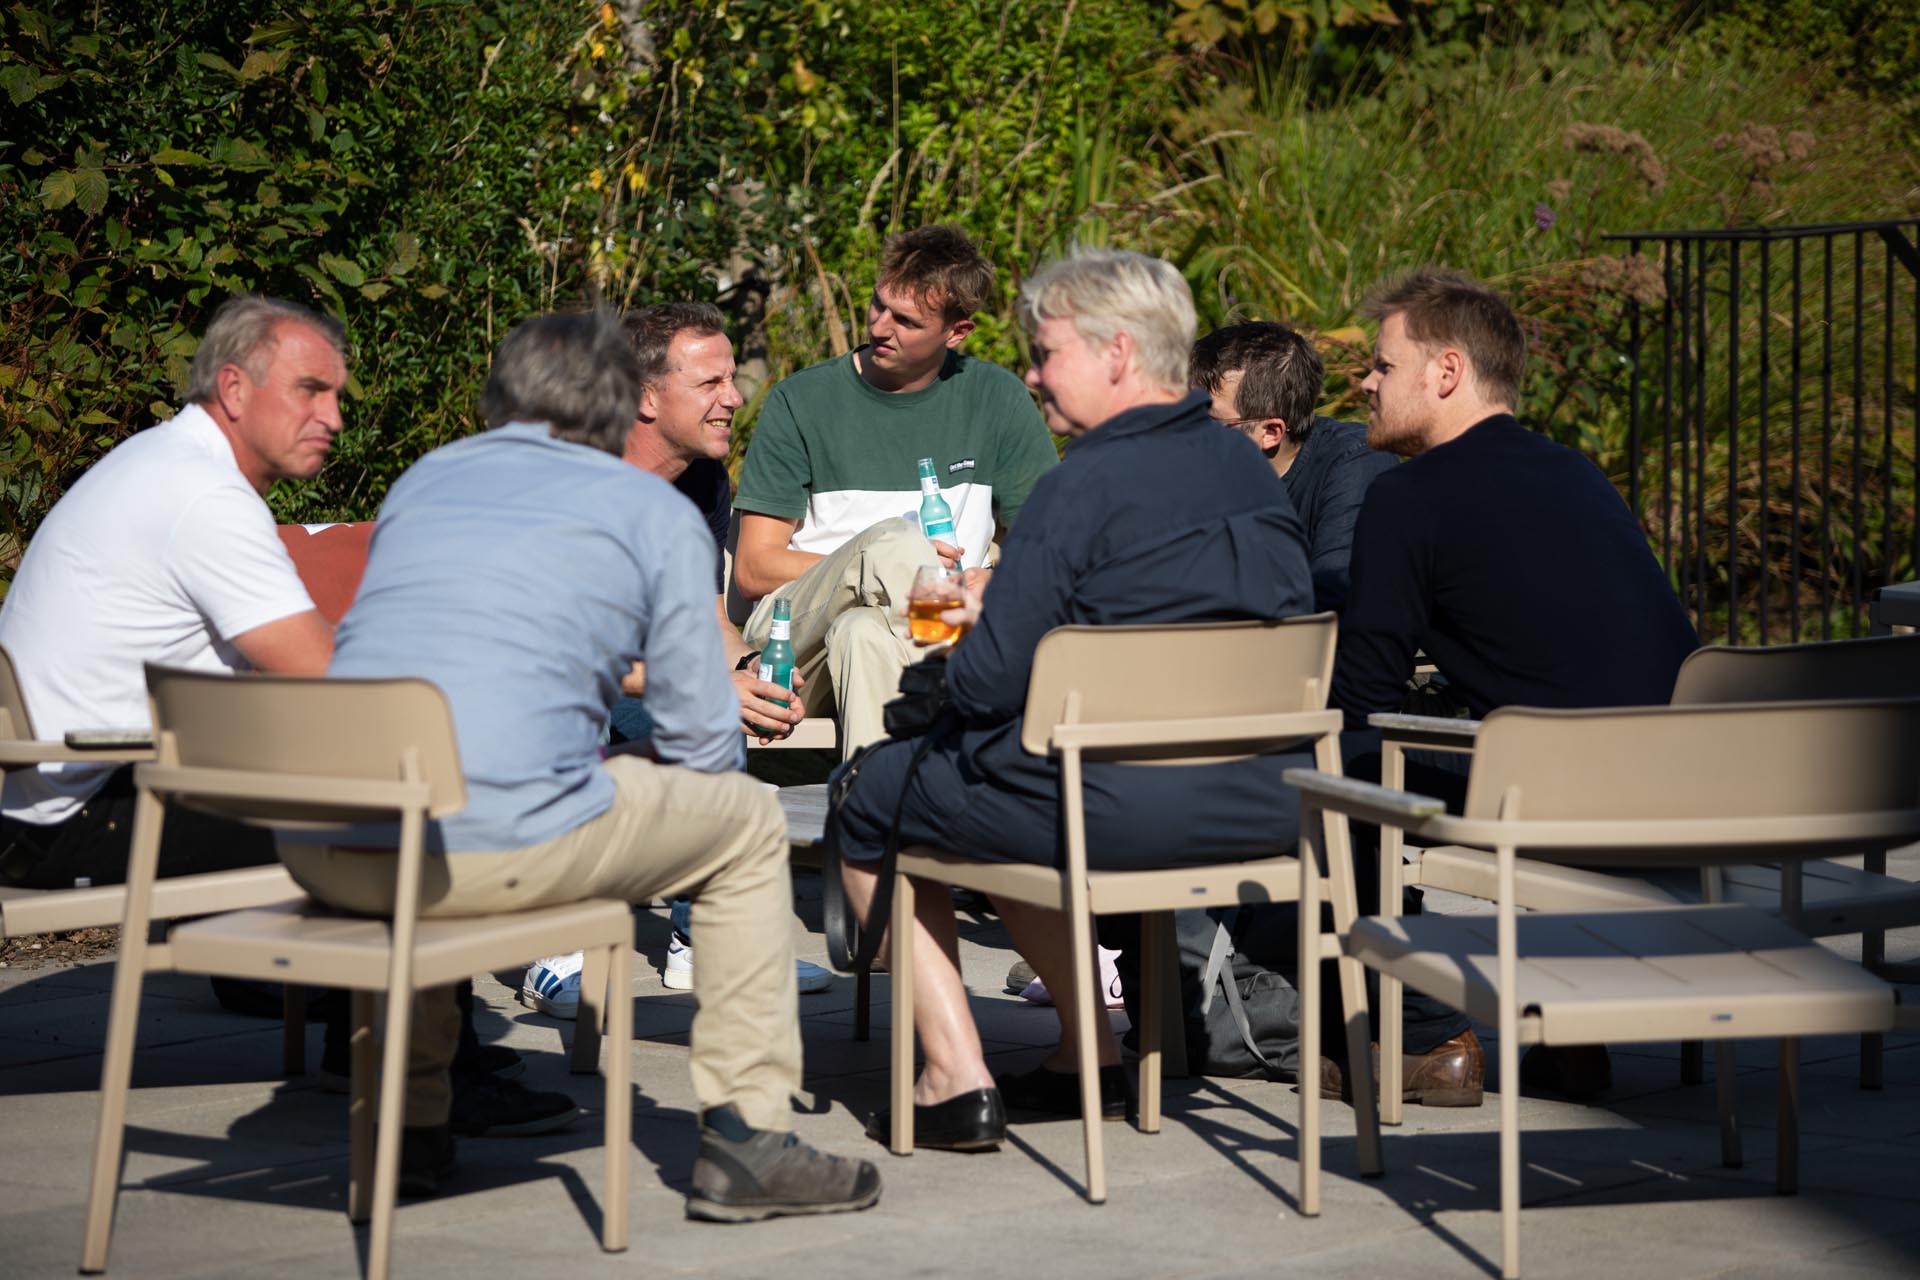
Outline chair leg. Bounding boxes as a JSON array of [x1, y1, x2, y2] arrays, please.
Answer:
[[854, 968, 871, 1042], [1066, 906, 1106, 1204], [888, 875, 916, 1157], [1136, 912, 1165, 1134], [282, 984, 308, 1077], [1340, 954, 1383, 1178], [1679, 1039, 1704, 1086], [1379, 745, 1406, 1128], [1714, 1040, 1742, 1169], [1860, 1032, 1884, 1091], [1499, 1032, 1521, 1280], [1861, 850, 1886, 1090], [572, 946, 609, 1076], [348, 992, 377, 1223], [367, 981, 417, 1280], [1298, 810, 1322, 1218], [79, 953, 150, 1272], [1776, 1036, 1799, 1195], [602, 941, 632, 1253]]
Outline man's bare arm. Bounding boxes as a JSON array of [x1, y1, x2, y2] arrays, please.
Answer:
[[733, 512, 821, 602], [231, 609, 335, 676]]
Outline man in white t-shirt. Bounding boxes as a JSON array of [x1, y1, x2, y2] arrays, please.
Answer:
[[0, 294, 341, 887]]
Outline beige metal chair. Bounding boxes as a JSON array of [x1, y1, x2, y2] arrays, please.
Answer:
[[1288, 699, 1920, 1279], [79, 667, 633, 1280], [1670, 634, 1920, 1093], [882, 615, 1381, 1210], [0, 645, 310, 1060]]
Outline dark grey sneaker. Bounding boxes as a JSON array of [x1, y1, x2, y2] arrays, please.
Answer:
[[685, 1108, 882, 1223], [398, 1124, 456, 1198]]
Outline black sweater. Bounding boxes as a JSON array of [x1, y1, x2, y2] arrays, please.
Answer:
[[1330, 414, 1698, 727]]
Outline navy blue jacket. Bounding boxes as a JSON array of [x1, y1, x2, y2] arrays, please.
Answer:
[[838, 391, 1317, 870], [1282, 417, 1397, 614], [1331, 414, 1699, 728]]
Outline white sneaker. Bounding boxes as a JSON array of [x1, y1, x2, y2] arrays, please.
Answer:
[[661, 937, 834, 994], [663, 936, 694, 990], [521, 952, 584, 1019], [1017, 947, 1126, 1010]]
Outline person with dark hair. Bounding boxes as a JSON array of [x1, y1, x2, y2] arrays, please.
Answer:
[[521, 303, 833, 1018], [1191, 322, 1395, 613], [733, 224, 1058, 758], [1330, 267, 1700, 1103], [279, 309, 882, 1215]]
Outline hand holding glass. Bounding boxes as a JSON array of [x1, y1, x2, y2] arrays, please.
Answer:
[[908, 565, 971, 645]]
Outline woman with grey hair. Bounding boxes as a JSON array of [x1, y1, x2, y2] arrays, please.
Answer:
[[834, 248, 1317, 1150]]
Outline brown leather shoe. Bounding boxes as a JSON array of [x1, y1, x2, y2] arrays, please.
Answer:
[[1319, 1028, 1485, 1108]]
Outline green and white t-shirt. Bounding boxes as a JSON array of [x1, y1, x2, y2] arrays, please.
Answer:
[[735, 348, 1057, 568]]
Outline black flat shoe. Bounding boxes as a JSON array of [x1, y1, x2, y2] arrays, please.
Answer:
[[994, 1063, 1130, 1121], [865, 1087, 1006, 1151]]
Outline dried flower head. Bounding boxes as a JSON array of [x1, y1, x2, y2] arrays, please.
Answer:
[[1563, 123, 1667, 194], [1545, 178, 1573, 204], [1578, 254, 1668, 308]]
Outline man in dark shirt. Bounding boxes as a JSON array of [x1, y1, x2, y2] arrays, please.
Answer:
[[1191, 323, 1395, 613], [1331, 267, 1700, 1100]]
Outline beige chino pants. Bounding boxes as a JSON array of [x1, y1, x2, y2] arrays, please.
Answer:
[[742, 517, 939, 759], [279, 755, 799, 1131]]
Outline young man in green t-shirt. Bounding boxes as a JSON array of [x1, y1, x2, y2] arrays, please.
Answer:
[[733, 225, 1057, 757]]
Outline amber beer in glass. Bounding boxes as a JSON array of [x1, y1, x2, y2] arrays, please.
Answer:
[[908, 565, 967, 644]]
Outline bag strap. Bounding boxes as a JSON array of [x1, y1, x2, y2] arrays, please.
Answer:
[[1208, 921, 1288, 1081], [820, 708, 959, 974]]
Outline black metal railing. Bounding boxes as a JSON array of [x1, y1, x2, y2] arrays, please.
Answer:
[[1604, 219, 1919, 643]]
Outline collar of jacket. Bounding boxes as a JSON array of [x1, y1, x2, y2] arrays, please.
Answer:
[[1067, 388, 1211, 453]]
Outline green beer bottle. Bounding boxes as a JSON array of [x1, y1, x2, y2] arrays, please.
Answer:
[[757, 598, 795, 709], [916, 457, 956, 544]]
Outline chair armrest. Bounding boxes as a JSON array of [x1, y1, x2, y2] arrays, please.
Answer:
[[0, 740, 154, 766], [1367, 712, 1482, 744], [1283, 767, 1449, 829]]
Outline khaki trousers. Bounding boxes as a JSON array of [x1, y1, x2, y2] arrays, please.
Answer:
[[742, 517, 938, 759], [279, 755, 798, 1130]]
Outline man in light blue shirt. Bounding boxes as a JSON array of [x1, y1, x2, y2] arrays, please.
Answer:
[[279, 311, 880, 1219]]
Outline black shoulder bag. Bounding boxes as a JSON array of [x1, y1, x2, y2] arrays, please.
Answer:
[[818, 651, 961, 974]]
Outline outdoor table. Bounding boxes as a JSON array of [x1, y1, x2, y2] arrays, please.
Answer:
[[1869, 580, 1920, 634]]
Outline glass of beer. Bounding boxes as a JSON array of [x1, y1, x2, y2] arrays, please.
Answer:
[[908, 565, 968, 645]]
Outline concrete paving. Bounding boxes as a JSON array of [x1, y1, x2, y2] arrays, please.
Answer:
[[2, 865, 1918, 1280]]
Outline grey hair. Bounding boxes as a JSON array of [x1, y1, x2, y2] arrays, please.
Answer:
[[1016, 248, 1196, 392], [186, 295, 348, 404], [479, 310, 643, 455]]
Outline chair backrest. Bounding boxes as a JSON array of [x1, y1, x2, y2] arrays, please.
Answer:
[[1463, 700, 1920, 838], [144, 665, 467, 823], [0, 643, 32, 742], [1018, 614, 1336, 757], [1672, 633, 1920, 706]]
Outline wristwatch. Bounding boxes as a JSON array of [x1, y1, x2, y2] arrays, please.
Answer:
[[735, 650, 762, 672]]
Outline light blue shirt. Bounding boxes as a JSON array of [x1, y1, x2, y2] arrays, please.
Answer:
[[328, 422, 743, 852]]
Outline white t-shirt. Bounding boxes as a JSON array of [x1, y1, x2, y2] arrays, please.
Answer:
[[0, 404, 317, 823]]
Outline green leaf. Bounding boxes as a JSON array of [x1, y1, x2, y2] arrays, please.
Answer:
[[73, 168, 108, 215], [77, 410, 115, 425], [195, 52, 240, 77], [21, 147, 47, 166], [318, 253, 365, 287], [359, 282, 391, 300], [39, 169, 75, 210], [152, 147, 210, 166], [417, 283, 449, 299], [389, 230, 421, 276], [237, 50, 288, 81], [247, 19, 306, 45]]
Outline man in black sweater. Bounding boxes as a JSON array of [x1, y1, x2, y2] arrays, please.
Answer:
[[1191, 323, 1396, 614], [1329, 267, 1700, 1102]]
